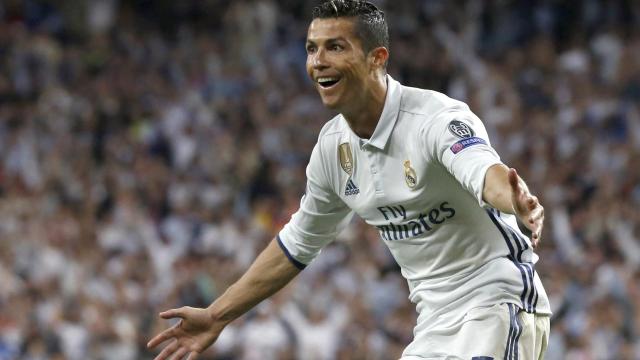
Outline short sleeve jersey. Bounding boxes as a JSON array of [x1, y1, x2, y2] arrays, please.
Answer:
[[278, 75, 551, 322]]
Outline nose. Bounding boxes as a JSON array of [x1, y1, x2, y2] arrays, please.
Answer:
[[310, 48, 329, 70]]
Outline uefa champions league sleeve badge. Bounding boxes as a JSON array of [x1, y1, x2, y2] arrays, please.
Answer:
[[448, 120, 475, 138], [447, 120, 487, 154], [403, 160, 417, 189]]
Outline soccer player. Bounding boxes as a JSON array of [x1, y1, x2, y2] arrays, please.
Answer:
[[147, 1, 551, 359]]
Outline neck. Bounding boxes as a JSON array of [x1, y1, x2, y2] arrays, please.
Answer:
[[342, 74, 388, 139]]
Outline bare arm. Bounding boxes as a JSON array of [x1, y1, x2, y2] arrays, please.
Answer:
[[147, 238, 301, 360], [482, 164, 544, 247], [208, 238, 301, 323]]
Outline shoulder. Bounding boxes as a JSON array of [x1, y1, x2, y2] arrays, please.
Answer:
[[306, 114, 346, 170], [399, 85, 470, 118], [316, 114, 348, 151], [306, 115, 348, 185], [318, 114, 344, 137], [398, 85, 481, 138]]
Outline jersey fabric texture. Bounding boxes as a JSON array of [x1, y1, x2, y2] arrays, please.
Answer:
[[401, 303, 550, 360], [278, 75, 551, 357]]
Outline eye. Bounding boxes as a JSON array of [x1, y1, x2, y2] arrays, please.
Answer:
[[329, 44, 344, 52], [306, 45, 317, 54]]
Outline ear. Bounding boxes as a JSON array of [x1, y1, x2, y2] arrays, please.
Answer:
[[369, 47, 389, 69]]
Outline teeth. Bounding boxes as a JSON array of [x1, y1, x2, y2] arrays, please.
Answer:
[[318, 77, 339, 83]]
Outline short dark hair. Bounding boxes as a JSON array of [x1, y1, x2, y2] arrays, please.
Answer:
[[312, 0, 389, 55]]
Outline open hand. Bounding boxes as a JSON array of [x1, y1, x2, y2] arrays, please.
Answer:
[[147, 306, 222, 360], [508, 168, 544, 248]]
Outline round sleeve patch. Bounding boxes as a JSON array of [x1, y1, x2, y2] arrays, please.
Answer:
[[448, 120, 475, 138]]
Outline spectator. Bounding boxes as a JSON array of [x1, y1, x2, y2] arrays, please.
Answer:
[[0, 1, 639, 358]]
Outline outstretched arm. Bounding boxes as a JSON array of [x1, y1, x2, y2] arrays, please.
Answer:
[[147, 238, 301, 360], [482, 164, 544, 247]]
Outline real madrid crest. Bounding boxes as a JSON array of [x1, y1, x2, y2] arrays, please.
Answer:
[[404, 160, 417, 189]]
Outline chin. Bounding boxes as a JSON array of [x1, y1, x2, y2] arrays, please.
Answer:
[[319, 96, 341, 110], [323, 101, 339, 110]]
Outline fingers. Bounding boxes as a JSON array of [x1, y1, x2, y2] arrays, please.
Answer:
[[528, 203, 543, 224], [509, 168, 527, 214], [531, 229, 541, 248], [507, 167, 544, 247], [153, 339, 178, 360], [148, 324, 177, 349], [149, 307, 189, 349], [528, 205, 544, 248], [148, 307, 202, 360], [186, 352, 200, 360], [524, 199, 542, 227], [508, 168, 519, 192], [160, 307, 189, 319], [169, 346, 189, 360]]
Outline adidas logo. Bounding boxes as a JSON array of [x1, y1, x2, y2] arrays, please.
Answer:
[[345, 179, 360, 196]]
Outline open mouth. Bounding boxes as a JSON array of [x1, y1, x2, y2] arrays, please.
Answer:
[[317, 77, 341, 89]]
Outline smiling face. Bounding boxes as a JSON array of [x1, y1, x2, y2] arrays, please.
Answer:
[[306, 17, 382, 112]]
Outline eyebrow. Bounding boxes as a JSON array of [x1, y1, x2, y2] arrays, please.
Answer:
[[306, 37, 347, 45]]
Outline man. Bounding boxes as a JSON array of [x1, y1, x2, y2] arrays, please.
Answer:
[[147, 1, 551, 359]]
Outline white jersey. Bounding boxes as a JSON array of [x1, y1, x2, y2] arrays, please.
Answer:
[[278, 75, 551, 340]]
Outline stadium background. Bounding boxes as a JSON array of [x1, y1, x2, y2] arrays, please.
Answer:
[[1, 0, 640, 359]]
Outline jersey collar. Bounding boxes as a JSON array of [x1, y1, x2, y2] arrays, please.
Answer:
[[351, 74, 402, 151]]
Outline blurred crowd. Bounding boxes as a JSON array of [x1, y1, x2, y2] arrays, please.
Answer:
[[1, 0, 639, 359]]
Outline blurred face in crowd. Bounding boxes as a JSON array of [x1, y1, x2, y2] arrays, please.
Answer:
[[305, 17, 387, 112]]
